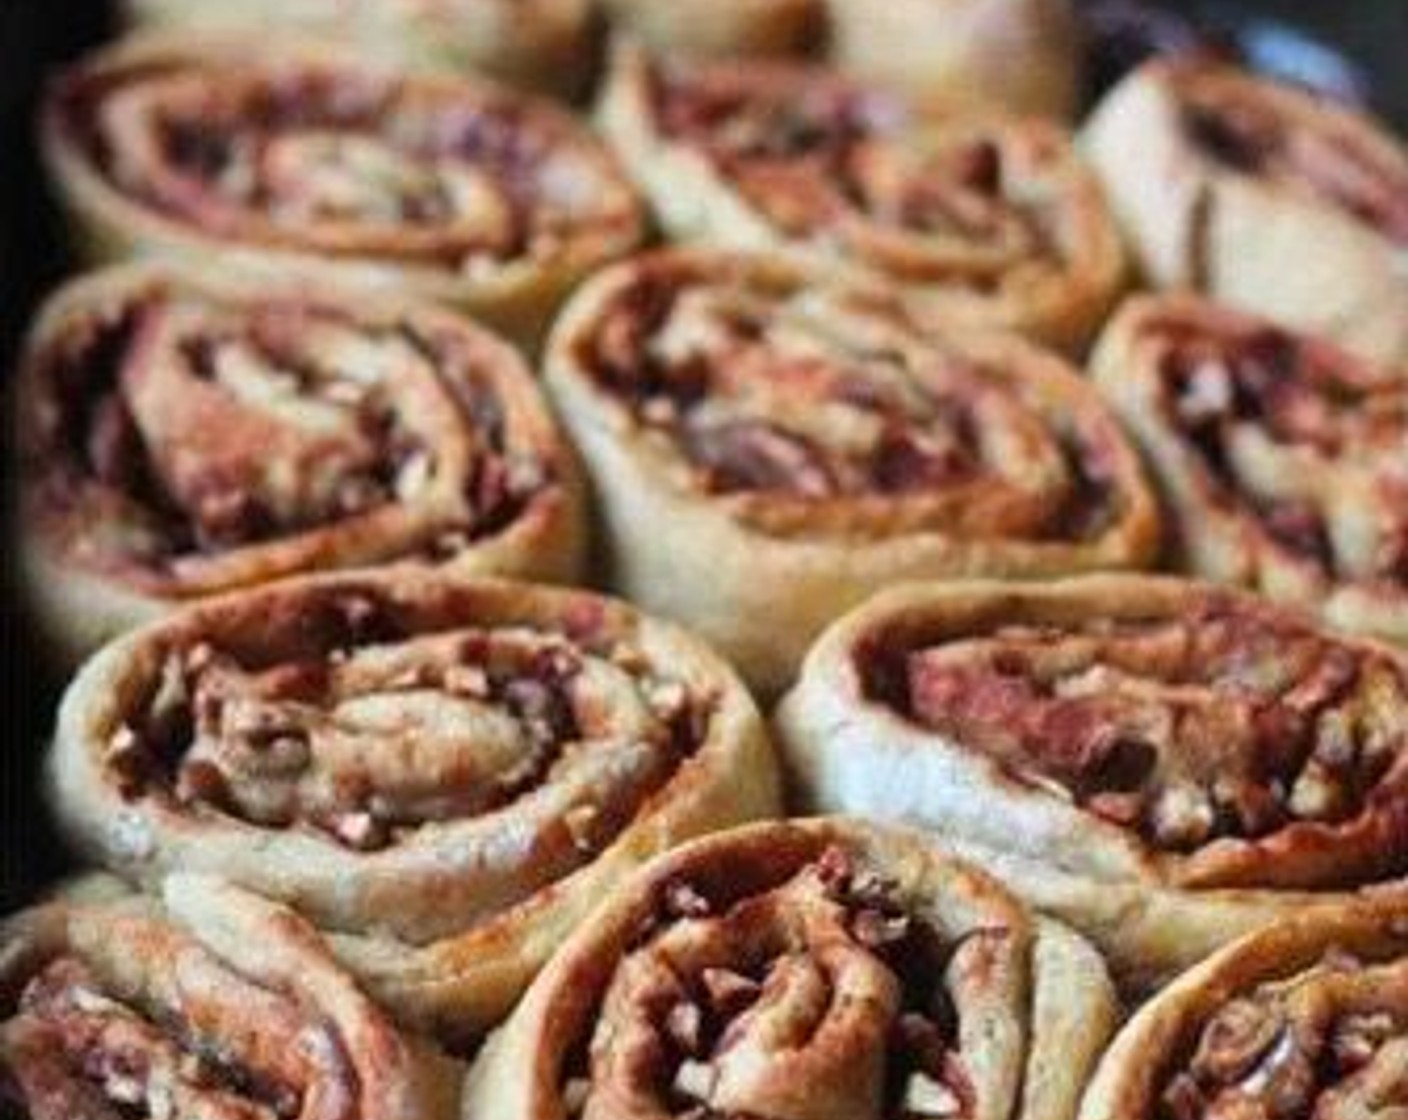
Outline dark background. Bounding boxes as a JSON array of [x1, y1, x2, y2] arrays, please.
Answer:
[[1, 0, 1406, 911], [1, 0, 112, 911]]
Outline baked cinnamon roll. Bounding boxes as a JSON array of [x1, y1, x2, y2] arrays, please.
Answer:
[[1091, 295, 1408, 647], [778, 576, 1408, 989], [546, 250, 1160, 694], [825, 0, 1082, 120], [602, 0, 822, 60], [42, 34, 645, 346], [1081, 903, 1408, 1120], [599, 44, 1126, 352], [1085, 59, 1408, 366], [121, 0, 595, 99], [50, 570, 779, 1043], [464, 818, 1118, 1120], [0, 874, 460, 1120], [13, 263, 584, 664]]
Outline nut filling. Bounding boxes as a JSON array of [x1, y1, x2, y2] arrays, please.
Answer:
[[863, 595, 1408, 863], [564, 846, 988, 1120], [1, 956, 310, 1120], [582, 261, 1128, 539], [102, 588, 711, 935], [1155, 320, 1408, 590], [648, 59, 1077, 287], [1161, 951, 1408, 1120], [0, 883, 432, 1120], [24, 290, 553, 589], [51, 54, 639, 269]]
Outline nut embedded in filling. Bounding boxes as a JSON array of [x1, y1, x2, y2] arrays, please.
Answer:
[[1153, 319, 1408, 592], [580, 262, 1126, 540], [98, 586, 713, 940], [861, 597, 1408, 867], [23, 287, 554, 591], [564, 845, 991, 1120], [1160, 950, 1408, 1120]]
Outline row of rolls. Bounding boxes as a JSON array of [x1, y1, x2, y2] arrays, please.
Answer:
[[9, 0, 1408, 1117], [24, 26, 1408, 685], [17, 570, 1408, 1118]]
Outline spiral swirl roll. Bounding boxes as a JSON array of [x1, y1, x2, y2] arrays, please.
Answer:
[[546, 249, 1159, 693], [121, 0, 595, 98], [0, 875, 459, 1120], [600, 45, 1125, 351], [42, 35, 645, 345], [1091, 295, 1408, 648], [1085, 59, 1408, 366], [464, 818, 1118, 1120], [50, 571, 779, 1043], [1080, 903, 1408, 1120], [13, 263, 584, 662], [779, 576, 1408, 986]]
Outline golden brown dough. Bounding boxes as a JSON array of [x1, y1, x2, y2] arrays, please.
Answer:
[[1079, 902, 1408, 1120], [0, 874, 461, 1120], [1091, 294, 1408, 647], [42, 34, 645, 347], [778, 575, 1408, 990], [599, 43, 1126, 352], [122, 0, 596, 98], [545, 249, 1159, 695], [464, 818, 1119, 1120], [1085, 58, 1408, 366], [825, 0, 1082, 120], [12, 262, 585, 664], [50, 570, 779, 1044]]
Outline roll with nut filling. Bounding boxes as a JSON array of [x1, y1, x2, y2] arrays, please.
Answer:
[[50, 571, 779, 1044]]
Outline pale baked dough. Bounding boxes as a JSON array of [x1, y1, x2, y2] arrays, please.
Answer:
[[545, 249, 1159, 695], [42, 33, 645, 347], [49, 570, 780, 1045], [1085, 58, 1408, 366], [778, 575, 1408, 989], [11, 262, 587, 665], [464, 818, 1118, 1120]]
